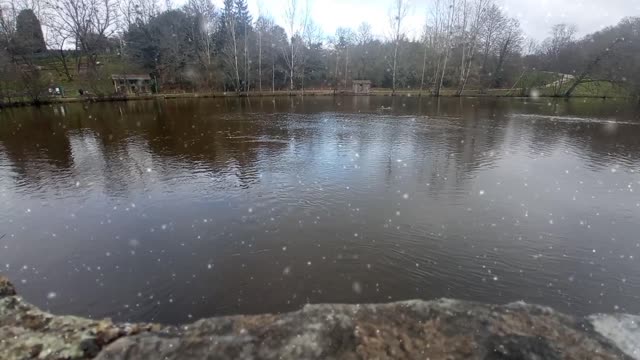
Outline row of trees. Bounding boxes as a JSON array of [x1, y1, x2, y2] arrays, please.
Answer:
[[0, 0, 639, 99], [526, 20, 640, 96]]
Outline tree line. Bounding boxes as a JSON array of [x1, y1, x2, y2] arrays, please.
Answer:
[[0, 0, 639, 100]]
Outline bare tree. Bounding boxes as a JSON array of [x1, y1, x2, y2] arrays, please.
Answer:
[[222, 0, 240, 91], [183, 0, 217, 89], [419, 23, 429, 94], [523, 37, 539, 55], [334, 27, 353, 90], [355, 22, 372, 45], [0, 47, 17, 102], [255, 15, 278, 93], [328, 34, 339, 91], [421, 0, 444, 94], [239, 0, 249, 91], [543, 23, 577, 64], [300, 19, 321, 92], [120, 0, 159, 28], [46, 27, 74, 81], [435, 0, 456, 96], [0, 0, 18, 46], [282, 0, 309, 91], [15, 0, 45, 19], [564, 37, 623, 97], [254, 15, 283, 93], [354, 22, 373, 80], [0, 1, 18, 101], [492, 18, 522, 87], [388, 0, 408, 95], [0, 0, 49, 101], [46, 0, 118, 74], [479, 3, 506, 75], [255, 16, 265, 92], [457, 0, 489, 95]]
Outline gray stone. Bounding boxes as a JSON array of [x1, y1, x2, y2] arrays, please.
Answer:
[[95, 299, 634, 360], [0, 277, 637, 360], [0, 276, 16, 298], [590, 313, 640, 359], [0, 287, 157, 359]]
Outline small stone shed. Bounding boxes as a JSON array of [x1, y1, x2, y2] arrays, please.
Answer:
[[112, 74, 152, 94], [352, 80, 372, 95]]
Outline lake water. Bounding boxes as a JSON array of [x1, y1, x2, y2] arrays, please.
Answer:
[[0, 96, 639, 324]]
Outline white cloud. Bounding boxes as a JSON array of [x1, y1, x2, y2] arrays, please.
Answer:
[[204, 0, 638, 41], [498, 0, 634, 41]]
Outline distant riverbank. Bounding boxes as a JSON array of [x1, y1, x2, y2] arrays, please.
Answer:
[[0, 89, 634, 109]]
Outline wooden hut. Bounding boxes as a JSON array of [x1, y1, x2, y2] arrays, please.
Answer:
[[352, 80, 372, 95], [112, 74, 152, 94]]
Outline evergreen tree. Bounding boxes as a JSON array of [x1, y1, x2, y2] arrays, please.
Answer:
[[12, 9, 46, 54], [215, 0, 235, 49], [234, 0, 252, 34], [221, 0, 235, 28]]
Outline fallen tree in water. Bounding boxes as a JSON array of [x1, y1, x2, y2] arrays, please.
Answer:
[[0, 276, 638, 360]]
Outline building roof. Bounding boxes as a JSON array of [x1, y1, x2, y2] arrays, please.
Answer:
[[111, 74, 152, 80], [353, 80, 371, 84]]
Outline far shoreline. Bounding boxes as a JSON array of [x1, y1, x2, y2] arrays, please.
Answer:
[[0, 89, 634, 109]]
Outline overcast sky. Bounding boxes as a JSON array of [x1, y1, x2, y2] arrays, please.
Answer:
[[202, 0, 639, 42]]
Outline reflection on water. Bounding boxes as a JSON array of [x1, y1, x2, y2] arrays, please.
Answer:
[[0, 96, 639, 324]]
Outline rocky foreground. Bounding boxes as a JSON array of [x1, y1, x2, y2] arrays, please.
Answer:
[[1, 276, 638, 360]]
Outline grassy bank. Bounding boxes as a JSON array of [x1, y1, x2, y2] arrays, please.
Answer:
[[1, 54, 633, 107]]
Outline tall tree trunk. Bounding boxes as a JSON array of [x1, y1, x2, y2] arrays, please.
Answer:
[[390, 0, 406, 96], [392, 40, 399, 95], [431, 53, 441, 94], [233, 39, 240, 91], [290, 41, 294, 91], [228, 19, 241, 91], [436, 51, 449, 97], [458, 45, 466, 89], [457, 43, 477, 96], [457, 0, 468, 92], [259, 30, 262, 92], [246, 46, 250, 92], [493, 38, 511, 88], [458, 55, 472, 96], [244, 24, 251, 92], [420, 41, 428, 95], [344, 46, 349, 89], [481, 39, 491, 75], [334, 50, 339, 92], [436, 0, 456, 97]]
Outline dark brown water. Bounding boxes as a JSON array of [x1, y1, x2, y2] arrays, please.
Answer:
[[0, 96, 639, 324]]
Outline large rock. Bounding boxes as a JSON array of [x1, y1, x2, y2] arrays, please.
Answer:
[[95, 299, 635, 360], [0, 276, 16, 297], [0, 277, 637, 360], [0, 279, 160, 360], [590, 313, 640, 359]]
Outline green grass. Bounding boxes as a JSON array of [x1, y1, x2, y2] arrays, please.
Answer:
[[536, 80, 631, 98], [30, 54, 145, 97], [522, 71, 563, 88]]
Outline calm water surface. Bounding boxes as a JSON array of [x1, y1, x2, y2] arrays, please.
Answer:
[[0, 96, 639, 324]]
